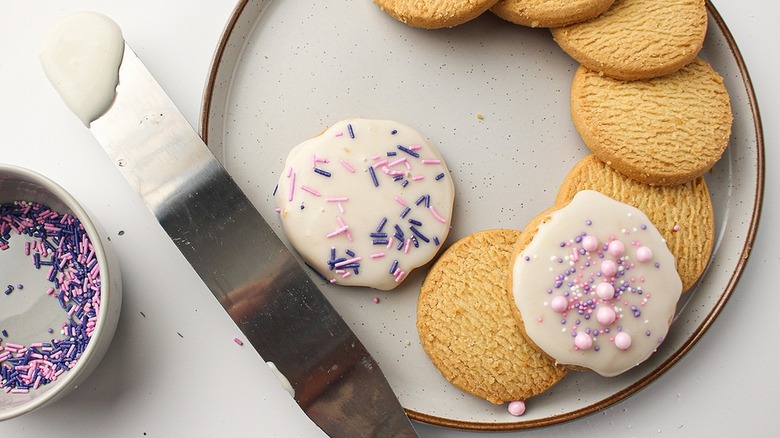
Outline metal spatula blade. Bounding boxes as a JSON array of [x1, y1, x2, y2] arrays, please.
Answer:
[[86, 42, 417, 437]]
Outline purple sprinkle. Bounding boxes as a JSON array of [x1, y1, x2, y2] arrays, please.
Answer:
[[408, 219, 422, 226], [347, 124, 355, 138], [389, 260, 399, 274], [585, 220, 592, 226], [397, 145, 420, 158], [433, 236, 440, 246], [370, 232, 388, 238], [391, 129, 398, 135], [376, 217, 388, 233], [368, 166, 379, 187], [435, 173, 445, 181], [386, 151, 397, 156], [400, 207, 411, 218], [313, 167, 332, 177], [415, 195, 426, 206], [409, 226, 430, 243]]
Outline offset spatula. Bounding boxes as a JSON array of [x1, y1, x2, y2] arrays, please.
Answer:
[[51, 38, 417, 437]]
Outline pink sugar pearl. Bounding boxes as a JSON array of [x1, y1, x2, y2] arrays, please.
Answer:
[[574, 332, 593, 350], [636, 246, 653, 263], [601, 259, 618, 277], [507, 400, 526, 416], [595, 282, 615, 300], [607, 240, 625, 257], [550, 296, 568, 313], [597, 306, 617, 325], [582, 235, 599, 252], [615, 332, 632, 350]]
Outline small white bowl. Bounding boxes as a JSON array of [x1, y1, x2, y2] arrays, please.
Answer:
[[0, 164, 122, 421]]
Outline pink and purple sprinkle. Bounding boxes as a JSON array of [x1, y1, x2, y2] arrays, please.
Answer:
[[0, 201, 101, 393]]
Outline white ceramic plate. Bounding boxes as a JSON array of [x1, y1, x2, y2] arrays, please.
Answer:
[[201, 0, 763, 430]]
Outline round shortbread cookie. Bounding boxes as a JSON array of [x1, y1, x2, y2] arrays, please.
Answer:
[[555, 154, 714, 292], [418, 229, 567, 404], [373, 0, 500, 29], [551, 0, 707, 80], [570, 59, 732, 186], [509, 191, 682, 377], [491, 0, 615, 28], [275, 119, 455, 290]]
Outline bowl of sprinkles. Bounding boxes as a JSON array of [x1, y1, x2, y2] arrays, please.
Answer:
[[0, 164, 121, 420]]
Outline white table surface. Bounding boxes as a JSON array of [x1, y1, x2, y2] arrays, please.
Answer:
[[0, 1, 776, 436]]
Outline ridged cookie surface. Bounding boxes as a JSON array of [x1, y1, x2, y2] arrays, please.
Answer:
[[373, 0, 500, 29], [551, 0, 707, 80], [570, 59, 732, 186], [555, 155, 714, 292], [418, 229, 567, 404], [491, 0, 615, 28]]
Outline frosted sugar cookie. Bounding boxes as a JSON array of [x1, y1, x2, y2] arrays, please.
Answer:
[[418, 229, 566, 405], [275, 119, 454, 290], [510, 190, 682, 377], [491, 0, 615, 28], [551, 0, 707, 80], [556, 155, 714, 292], [373, 0, 500, 29], [570, 59, 732, 186]]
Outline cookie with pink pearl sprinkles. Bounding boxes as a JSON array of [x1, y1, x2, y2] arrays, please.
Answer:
[[511, 190, 682, 377], [275, 119, 454, 290]]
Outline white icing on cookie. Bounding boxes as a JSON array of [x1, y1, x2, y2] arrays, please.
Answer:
[[276, 119, 454, 290], [512, 190, 682, 377]]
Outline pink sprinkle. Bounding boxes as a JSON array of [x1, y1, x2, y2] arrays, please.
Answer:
[[335, 132, 344, 137], [326, 226, 349, 238], [275, 207, 281, 213], [388, 157, 407, 167], [421, 159, 441, 164], [428, 205, 447, 224], [404, 238, 412, 254], [300, 185, 321, 197], [233, 338, 244, 346], [287, 167, 293, 178], [370, 253, 385, 259], [673, 224, 681, 232], [326, 197, 349, 202], [288, 170, 296, 202], [393, 270, 406, 283], [329, 278, 338, 283], [371, 154, 382, 161], [394, 196, 408, 207], [372, 297, 380, 304], [340, 160, 356, 173], [338, 202, 345, 214], [341, 271, 352, 278], [386, 237, 394, 249], [372, 160, 388, 169], [410, 144, 421, 151], [334, 256, 362, 268], [411, 175, 425, 181]]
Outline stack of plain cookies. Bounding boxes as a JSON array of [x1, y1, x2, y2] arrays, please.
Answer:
[[375, 0, 733, 413]]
